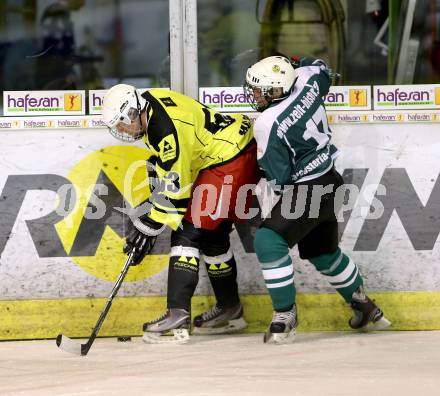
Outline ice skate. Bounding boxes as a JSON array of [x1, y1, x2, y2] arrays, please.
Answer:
[[192, 303, 247, 335], [142, 308, 191, 344], [349, 287, 391, 332], [264, 305, 297, 344]]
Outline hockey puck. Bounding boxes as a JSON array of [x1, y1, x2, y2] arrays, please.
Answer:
[[117, 336, 132, 342]]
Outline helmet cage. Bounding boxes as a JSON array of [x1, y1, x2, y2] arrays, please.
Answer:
[[107, 91, 146, 142], [243, 81, 287, 112], [108, 122, 143, 142]]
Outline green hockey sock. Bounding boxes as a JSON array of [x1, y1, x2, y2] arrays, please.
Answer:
[[254, 227, 295, 310], [309, 248, 363, 303]]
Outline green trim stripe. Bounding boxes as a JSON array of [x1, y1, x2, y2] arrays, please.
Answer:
[[320, 251, 343, 274], [264, 274, 293, 285], [260, 255, 291, 269]]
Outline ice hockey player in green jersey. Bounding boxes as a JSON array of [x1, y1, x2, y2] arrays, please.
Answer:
[[244, 55, 391, 344]]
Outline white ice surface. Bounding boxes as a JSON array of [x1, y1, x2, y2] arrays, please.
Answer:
[[1, 331, 440, 396]]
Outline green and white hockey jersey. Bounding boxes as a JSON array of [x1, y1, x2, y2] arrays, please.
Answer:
[[253, 57, 339, 188]]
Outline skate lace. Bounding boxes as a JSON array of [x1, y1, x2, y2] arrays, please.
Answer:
[[272, 309, 296, 325], [202, 305, 222, 321], [152, 310, 170, 324]]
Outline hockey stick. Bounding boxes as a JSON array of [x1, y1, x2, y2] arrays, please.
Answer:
[[56, 248, 136, 356]]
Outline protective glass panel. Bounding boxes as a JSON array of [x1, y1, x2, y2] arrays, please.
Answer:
[[197, 0, 440, 86], [0, 0, 170, 91]]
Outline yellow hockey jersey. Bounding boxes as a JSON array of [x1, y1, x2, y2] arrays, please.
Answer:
[[141, 89, 254, 229]]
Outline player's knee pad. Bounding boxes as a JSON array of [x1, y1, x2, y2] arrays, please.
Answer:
[[168, 251, 201, 310], [200, 224, 238, 306], [200, 221, 233, 270], [254, 227, 289, 264], [204, 247, 239, 307], [167, 221, 205, 309], [169, 220, 201, 274], [202, 226, 234, 281], [203, 247, 235, 278], [308, 248, 341, 272], [203, 246, 233, 266]]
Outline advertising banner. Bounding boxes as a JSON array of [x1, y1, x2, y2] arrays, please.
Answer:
[[0, 117, 107, 130], [199, 87, 254, 112], [88, 89, 108, 115], [0, 119, 21, 129], [373, 84, 440, 110], [88, 88, 169, 115], [1, 110, 439, 130], [200, 86, 372, 113], [324, 86, 372, 110], [326, 110, 440, 124], [3, 91, 86, 116]]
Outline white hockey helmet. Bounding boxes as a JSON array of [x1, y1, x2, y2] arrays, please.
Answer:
[[102, 84, 148, 142], [244, 56, 296, 111]]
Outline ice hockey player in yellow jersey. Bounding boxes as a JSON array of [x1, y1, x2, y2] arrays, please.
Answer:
[[102, 84, 259, 343]]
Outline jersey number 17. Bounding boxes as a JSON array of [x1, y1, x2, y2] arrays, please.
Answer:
[[303, 105, 330, 150]]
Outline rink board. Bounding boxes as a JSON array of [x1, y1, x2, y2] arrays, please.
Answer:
[[1, 292, 440, 340], [0, 122, 440, 339]]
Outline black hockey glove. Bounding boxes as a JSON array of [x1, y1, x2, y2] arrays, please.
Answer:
[[124, 215, 164, 265]]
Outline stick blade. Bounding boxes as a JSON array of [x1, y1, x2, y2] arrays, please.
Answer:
[[56, 334, 84, 356]]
